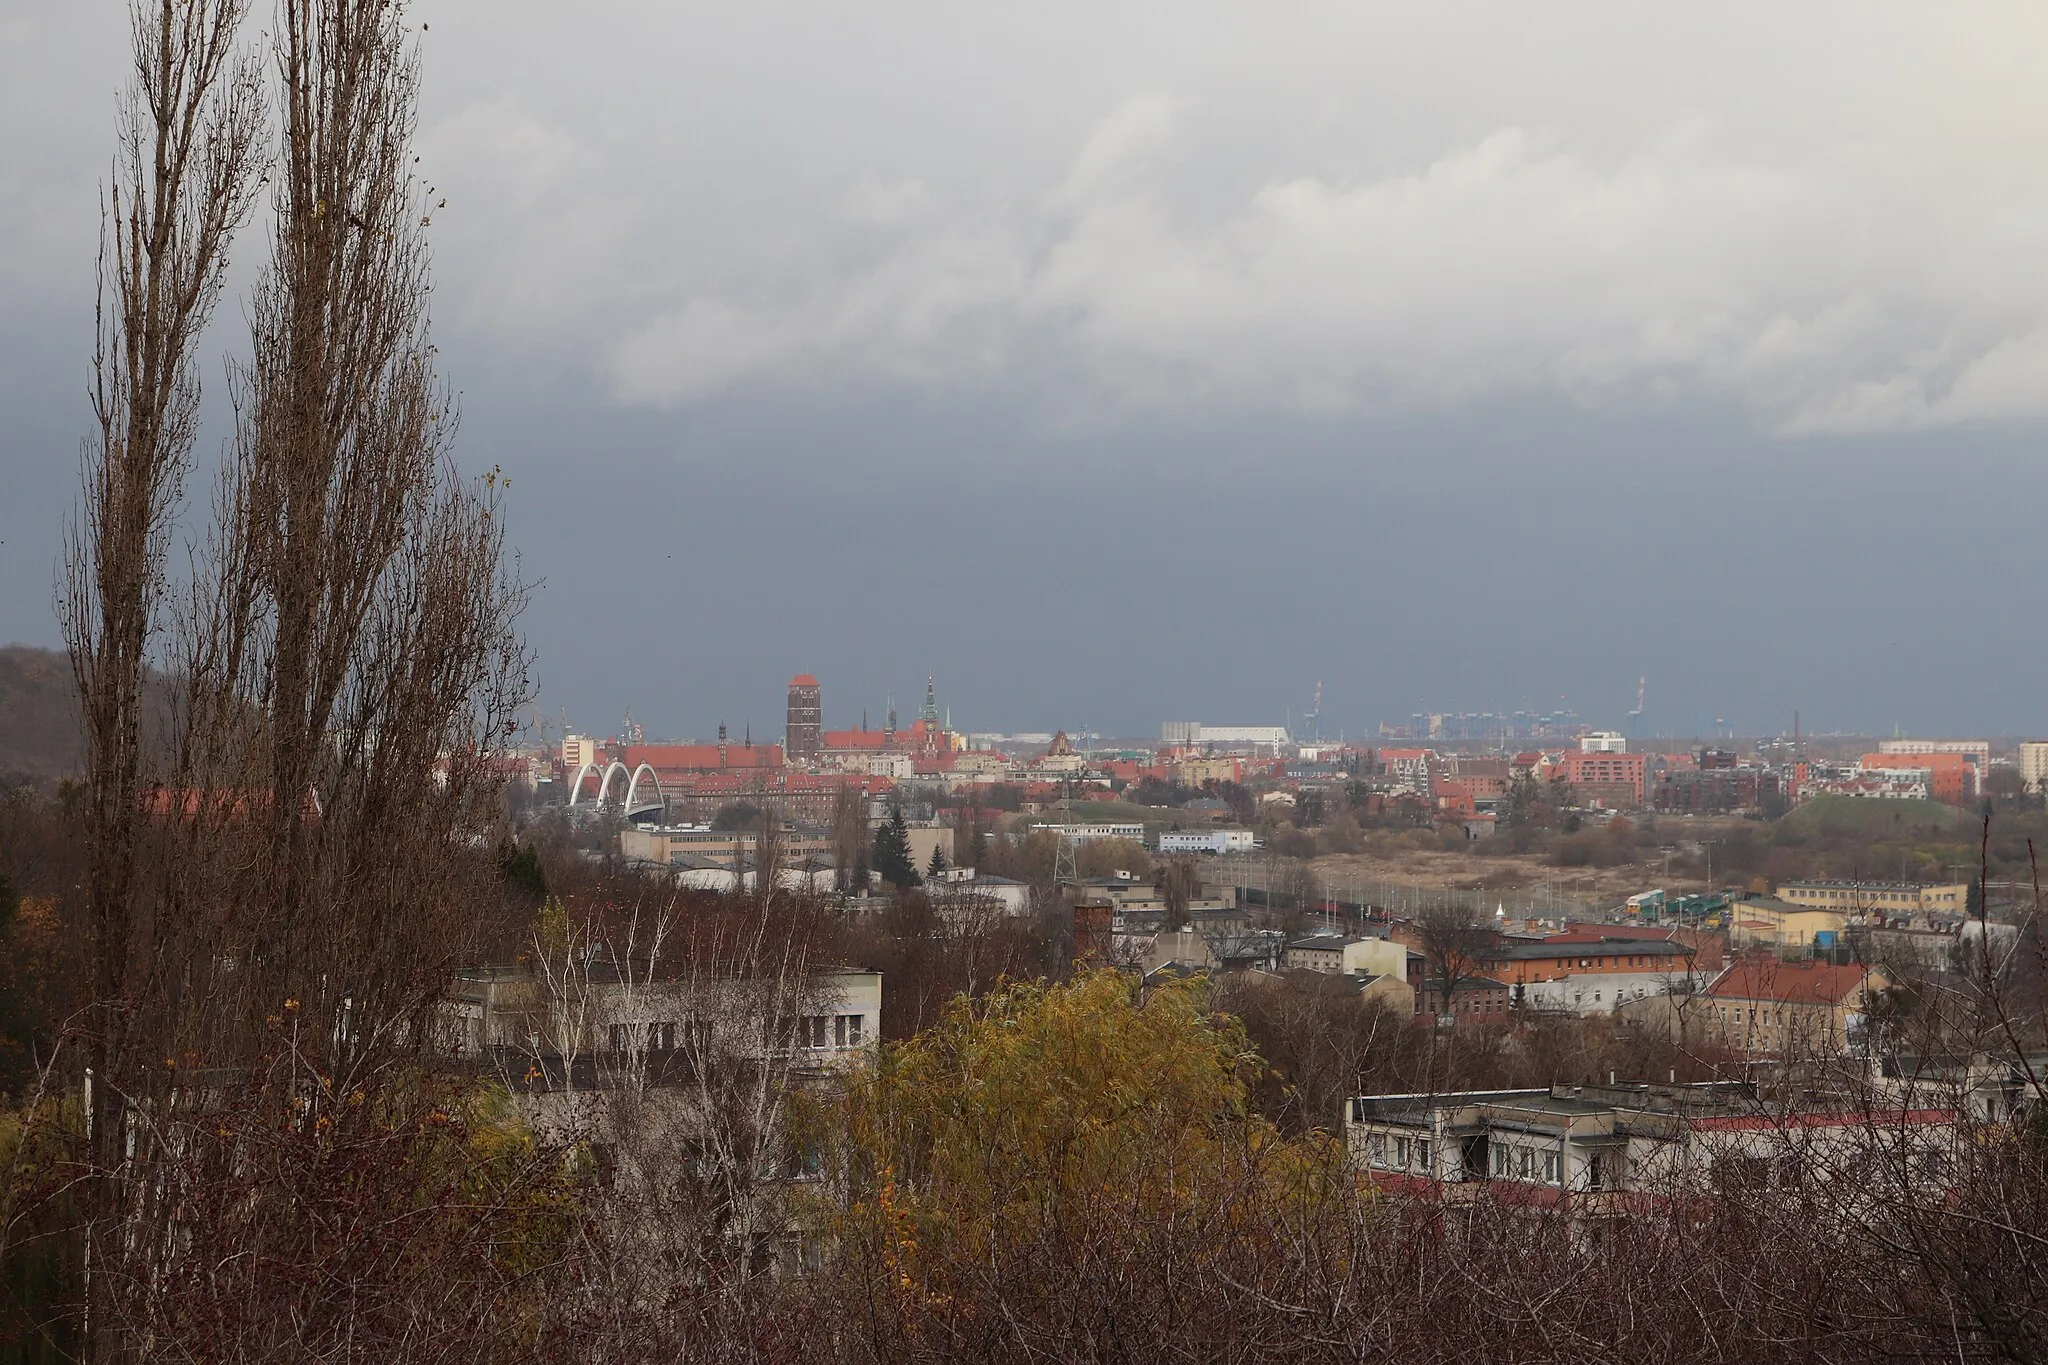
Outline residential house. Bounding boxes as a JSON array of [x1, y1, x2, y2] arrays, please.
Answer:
[[1284, 932, 1406, 978], [1697, 954, 1888, 1056]]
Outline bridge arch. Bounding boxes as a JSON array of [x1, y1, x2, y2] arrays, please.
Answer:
[[568, 760, 664, 813], [624, 763, 661, 811], [567, 761, 604, 806], [593, 761, 632, 806], [570, 760, 633, 808]]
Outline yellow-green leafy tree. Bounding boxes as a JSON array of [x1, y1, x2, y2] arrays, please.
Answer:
[[825, 970, 1348, 1357]]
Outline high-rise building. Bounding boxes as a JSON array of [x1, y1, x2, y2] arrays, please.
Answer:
[[2022, 741, 2048, 795], [786, 674, 822, 760]]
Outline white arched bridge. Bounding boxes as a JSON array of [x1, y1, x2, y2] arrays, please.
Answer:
[[567, 761, 664, 820]]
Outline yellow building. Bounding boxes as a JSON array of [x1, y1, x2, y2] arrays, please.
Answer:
[[620, 824, 834, 870], [1177, 756, 1242, 786], [1725, 897, 1845, 948], [1700, 956, 1886, 1056], [1776, 880, 1967, 916]]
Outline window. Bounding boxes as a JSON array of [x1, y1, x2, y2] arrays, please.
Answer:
[[1370, 1133, 1387, 1166], [1493, 1144, 1511, 1177], [648, 1020, 677, 1051], [797, 1015, 829, 1049], [1542, 1150, 1560, 1183], [1517, 1148, 1533, 1178], [834, 1013, 865, 1047], [1417, 1139, 1432, 1172], [1394, 1137, 1410, 1167]]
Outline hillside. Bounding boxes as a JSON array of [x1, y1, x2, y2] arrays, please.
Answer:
[[0, 644, 81, 790], [1776, 794, 1971, 839]]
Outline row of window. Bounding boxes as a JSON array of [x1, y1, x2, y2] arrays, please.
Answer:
[[1363, 1132, 1434, 1172], [1362, 1127, 1600, 1188], [603, 1013, 868, 1054], [1490, 1143, 1563, 1184], [1547, 954, 1664, 970]]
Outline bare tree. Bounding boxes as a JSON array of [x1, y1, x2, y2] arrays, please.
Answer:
[[1158, 854, 1199, 931], [62, 0, 266, 1205], [830, 784, 867, 893], [1415, 902, 1500, 1017], [63, 2, 534, 1356], [512, 881, 845, 1340]]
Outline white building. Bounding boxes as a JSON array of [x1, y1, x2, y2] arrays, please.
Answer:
[[1042, 821, 1145, 843], [1346, 1080, 1956, 1200], [2021, 741, 2048, 795], [1580, 731, 1628, 754], [926, 866, 1032, 916], [1519, 972, 1674, 1013], [1157, 829, 1256, 855], [1162, 722, 1291, 749]]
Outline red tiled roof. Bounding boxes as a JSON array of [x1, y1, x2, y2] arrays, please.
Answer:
[[622, 743, 783, 773], [789, 673, 819, 687], [1706, 955, 1870, 1006], [141, 787, 322, 820]]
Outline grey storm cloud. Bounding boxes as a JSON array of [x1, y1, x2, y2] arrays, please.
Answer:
[[376, 1, 2048, 435], [7, 1, 2048, 739], [9, 2, 2048, 436]]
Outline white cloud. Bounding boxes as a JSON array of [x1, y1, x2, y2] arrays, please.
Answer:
[[223, 3, 2041, 437], [841, 177, 932, 225], [588, 94, 2048, 434]]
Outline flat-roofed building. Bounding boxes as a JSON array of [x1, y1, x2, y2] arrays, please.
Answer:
[[2022, 741, 2048, 795], [1776, 879, 1968, 916], [1723, 897, 1845, 948], [1158, 828, 1255, 855], [620, 823, 834, 871], [1345, 1079, 1952, 1207], [1861, 750, 1975, 805], [1560, 751, 1647, 806]]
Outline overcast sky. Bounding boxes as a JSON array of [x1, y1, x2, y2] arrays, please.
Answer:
[[5, 3, 2046, 742]]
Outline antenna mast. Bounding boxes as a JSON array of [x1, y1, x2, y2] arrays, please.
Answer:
[[1052, 775, 1078, 886]]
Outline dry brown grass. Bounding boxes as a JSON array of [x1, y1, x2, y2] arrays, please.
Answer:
[[1308, 845, 1711, 908]]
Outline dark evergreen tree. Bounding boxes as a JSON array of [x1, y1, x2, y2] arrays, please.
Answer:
[[873, 806, 920, 889], [926, 843, 949, 879]]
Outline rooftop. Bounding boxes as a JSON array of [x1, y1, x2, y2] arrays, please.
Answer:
[[1706, 955, 1872, 1006]]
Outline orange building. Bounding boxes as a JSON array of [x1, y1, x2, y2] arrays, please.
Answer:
[[1559, 751, 1646, 806], [1859, 751, 1974, 806], [1493, 932, 1697, 987]]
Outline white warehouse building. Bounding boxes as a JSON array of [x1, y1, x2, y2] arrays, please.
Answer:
[[1158, 829, 1256, 855], [1161, 722, 1292, 749]]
